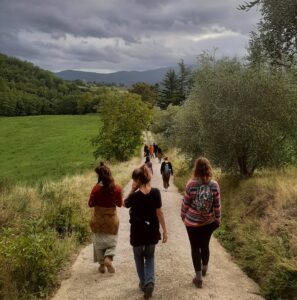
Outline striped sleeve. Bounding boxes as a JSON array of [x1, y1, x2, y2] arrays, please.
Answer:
[[212, 181, 221, 224], [181, 180, 193, 220]]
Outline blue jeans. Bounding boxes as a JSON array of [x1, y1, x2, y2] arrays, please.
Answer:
[[133, 244, 155, 287]]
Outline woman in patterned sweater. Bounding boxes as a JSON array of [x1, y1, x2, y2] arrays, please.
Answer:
[[181, 157, 221, 288]]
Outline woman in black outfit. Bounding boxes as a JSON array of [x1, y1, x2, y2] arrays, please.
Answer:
[[125, 165, 167, 299]]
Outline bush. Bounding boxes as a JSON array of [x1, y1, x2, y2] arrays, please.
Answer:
[[93, 89, 152, 161], [175, 54, 297, 177]]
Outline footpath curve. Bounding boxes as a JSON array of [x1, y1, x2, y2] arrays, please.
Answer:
[[52, 158, 263, 300]]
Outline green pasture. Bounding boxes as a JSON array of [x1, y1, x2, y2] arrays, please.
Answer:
[[0, 115, 100, 183]]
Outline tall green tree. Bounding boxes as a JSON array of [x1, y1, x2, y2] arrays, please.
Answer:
[[158, 69, 180, 109], [176, 54, 297, 177], [240, 0, 297, 68], [177, 59, 192, 103], [92, 90, 152, 161]]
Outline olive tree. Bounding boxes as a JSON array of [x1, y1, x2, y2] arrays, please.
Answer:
[[176, 54, 297, 177]]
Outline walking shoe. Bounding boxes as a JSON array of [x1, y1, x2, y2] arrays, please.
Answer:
[[98, 264, 106, 273], [139, 283, 145, 292], [104, 256, 115, 273], [143, 282, 154, 299], [192, 277, 203, 288]]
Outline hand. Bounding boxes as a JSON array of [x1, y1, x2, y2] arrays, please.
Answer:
[[131, 181, 139, 192], [162, 231, 168, 243]]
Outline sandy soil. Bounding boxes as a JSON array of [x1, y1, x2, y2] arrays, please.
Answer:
[[52, 158, 263, 300]]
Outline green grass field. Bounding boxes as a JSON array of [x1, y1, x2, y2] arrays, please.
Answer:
[[0, 115, 101, 183]]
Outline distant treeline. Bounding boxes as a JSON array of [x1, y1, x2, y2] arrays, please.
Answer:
[[0, 53, 108, 116]]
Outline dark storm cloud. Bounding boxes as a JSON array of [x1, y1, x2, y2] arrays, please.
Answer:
[[0, 0, 259, 72]]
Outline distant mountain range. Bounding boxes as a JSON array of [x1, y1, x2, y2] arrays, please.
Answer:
[[55, 67, 176, 86]]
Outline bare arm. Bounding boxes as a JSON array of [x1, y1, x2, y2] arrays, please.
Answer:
[[156, 208, 168, 243]]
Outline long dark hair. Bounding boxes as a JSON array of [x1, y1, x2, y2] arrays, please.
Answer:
[[94, 162, 116, 194]]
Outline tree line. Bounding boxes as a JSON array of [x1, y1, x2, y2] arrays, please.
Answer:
[[152, 1, 297, 178]]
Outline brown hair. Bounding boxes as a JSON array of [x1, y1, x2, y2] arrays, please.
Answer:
[[132, 164, 151, 185], [193, 157, 212, 179], [94, 162, 115, 194]]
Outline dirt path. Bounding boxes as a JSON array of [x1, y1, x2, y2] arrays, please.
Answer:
[[52, 158, 263, 300]]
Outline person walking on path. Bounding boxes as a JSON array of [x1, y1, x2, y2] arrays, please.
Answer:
[[88, 162, 123, 274], [145, 156, 153, 175], [149, 144, 154, 158], [124, 165, 168, 299], [181, 157, 221, 289], [153, 143, 158, 158], [157, 147, 162, 163], [144, 144, 149, 158], [160, 157, 173, 191]]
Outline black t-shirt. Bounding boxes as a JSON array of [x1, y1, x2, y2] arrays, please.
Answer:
[[125, 188, 162, 247]]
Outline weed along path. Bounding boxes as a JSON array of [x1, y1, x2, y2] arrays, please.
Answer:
[[52, 158, 263, 300]]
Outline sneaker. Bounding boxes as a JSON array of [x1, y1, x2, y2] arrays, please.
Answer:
[[192, 277, 203, 288], [143, 282, 154, 299], [104, 256, 115, 273]]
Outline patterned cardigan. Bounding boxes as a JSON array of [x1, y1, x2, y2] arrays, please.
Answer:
[[181, 178, 221, 227]]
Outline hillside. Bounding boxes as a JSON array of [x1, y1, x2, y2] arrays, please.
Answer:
[[55, 67, 174, 86], [0, 53, 81, 116]]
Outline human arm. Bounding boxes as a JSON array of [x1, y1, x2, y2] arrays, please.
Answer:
[[160, 162, 164, 174], [181, 181, 192, 220], [124, 181, 139, 208], [156, 208, 168, 243], [115, 186, 123, 207], [88, 185, 97, 207], [169, 162, 173, 175], [212, 182, 221, 225]]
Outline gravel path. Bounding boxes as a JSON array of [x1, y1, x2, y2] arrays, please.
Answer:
[[52, 158, 263, 300]]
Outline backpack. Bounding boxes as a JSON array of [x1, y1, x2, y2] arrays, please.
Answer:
[[164, 163, 171, 175], [194, 181, 213, 213]]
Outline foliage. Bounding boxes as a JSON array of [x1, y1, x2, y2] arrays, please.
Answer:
[[151, 105, 179, 150], [93, 90, 152, 161], [239, 0, 297, 68], [216, 171, 297, 300], [0, 153, 140, 299], [0, 53, 83, 116], [128, 82, 158, 107], [157, 61, 193, 109], [0, 115, 100, 184], [172, 152, 297, 299], [175, 54, 297, 177]]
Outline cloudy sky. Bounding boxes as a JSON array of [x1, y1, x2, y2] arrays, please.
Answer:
[[0, 0, 259, 73]]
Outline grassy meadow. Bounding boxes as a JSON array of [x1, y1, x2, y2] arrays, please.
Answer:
[[171, 151, 297, 300], [0, 115, 141, 299], [0, 115, 100, 184]]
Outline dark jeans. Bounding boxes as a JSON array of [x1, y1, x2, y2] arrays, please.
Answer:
[[162, 174, 170, 189], [133, 244, 155, 288], [186, 222, 218, 272]]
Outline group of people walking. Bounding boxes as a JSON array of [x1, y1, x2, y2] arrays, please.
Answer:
[[88, 153, 221, 299]]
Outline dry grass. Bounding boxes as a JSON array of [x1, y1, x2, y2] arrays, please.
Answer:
[[0, 155, 141, 299]]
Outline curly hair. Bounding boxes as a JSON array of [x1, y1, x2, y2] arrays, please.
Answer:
[[193, 157, 212, 179]]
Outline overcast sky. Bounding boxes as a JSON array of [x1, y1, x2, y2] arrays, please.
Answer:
[[0, 0, 259, 73]]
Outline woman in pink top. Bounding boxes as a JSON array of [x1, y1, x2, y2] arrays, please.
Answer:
[[181, 157, 221, 288]]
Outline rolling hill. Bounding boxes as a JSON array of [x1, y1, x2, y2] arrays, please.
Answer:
[[55, 67, 174, 86]]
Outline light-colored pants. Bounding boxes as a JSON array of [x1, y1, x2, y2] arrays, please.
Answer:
[[92, 233, 118, 263]]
